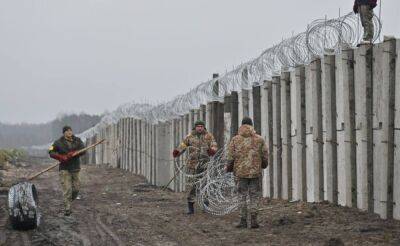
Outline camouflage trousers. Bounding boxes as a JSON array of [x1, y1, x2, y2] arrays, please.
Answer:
[[359, 5, 374, 41], [59, 170, 80, 211], [237, 177, 261, 219], [185, 167, 205, 203]]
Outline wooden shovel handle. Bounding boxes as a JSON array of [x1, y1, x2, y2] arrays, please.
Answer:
[[27, 139, 106, 181], [27, 162, 59, 181]]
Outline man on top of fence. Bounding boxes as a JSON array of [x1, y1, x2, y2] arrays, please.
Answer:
[[225, 117, 268, 229], [49, 126, 86, 216], [172, 120, 218, 215], [353, 0, 378, 44]]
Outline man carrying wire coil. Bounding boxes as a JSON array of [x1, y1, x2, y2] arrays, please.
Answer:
[[172, 120, 218, 215]]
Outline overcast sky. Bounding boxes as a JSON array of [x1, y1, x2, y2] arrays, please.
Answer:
[[0, 0, 399, 124]]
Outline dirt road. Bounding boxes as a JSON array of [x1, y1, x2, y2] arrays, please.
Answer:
[[1, 161, 400, 245]]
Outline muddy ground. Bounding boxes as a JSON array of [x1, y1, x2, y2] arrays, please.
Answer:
[[1, 159, 400, 246]]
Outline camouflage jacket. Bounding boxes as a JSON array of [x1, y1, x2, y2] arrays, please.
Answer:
[[176, 130, 217, 169], [226, 125, 268, 178]]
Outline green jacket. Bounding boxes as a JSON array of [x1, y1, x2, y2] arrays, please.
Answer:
[[49, 135, 85, 171]]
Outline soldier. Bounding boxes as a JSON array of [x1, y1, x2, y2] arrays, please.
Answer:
[[49, 126, 86, 216], [172, 120, 218, 214], [353, 0, 378, 44], [226, 117, 268, 228]]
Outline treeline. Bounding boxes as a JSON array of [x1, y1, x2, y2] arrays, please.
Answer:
[[0, 113, 101, 148]]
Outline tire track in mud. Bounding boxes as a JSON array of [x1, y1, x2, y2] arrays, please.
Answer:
[[139, 211, 213, 245], [103, 183, 197, 245], [31, 231, 58, 246], [98, 199, 180, 246], [28, 213, 93, 246], [69, 195, 125, 245], [94, 224, 107, 242], [121, 187, 204, 245], [69, 230, 91, 246], [127, 215, 180, 245], [96, 215, 125, 246]]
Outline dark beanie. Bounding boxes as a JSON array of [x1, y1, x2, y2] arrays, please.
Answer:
[[241, 117, 253, 126], [194, 120, 205, 127], [62, 126, 72, 133]]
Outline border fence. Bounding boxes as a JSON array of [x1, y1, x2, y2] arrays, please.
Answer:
[[84, 37, 400, 220]]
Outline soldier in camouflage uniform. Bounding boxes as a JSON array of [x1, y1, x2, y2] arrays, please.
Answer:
[[49, 126, 86, 216], [353, 0, 377, 44], [173, 120, 218, 214], [226, 117, 268, 228]]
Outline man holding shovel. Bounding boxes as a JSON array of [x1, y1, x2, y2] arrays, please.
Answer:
[[49, 126, 86, 216]]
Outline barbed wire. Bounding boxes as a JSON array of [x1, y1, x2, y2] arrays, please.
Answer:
[[77, 12, 381, 141]]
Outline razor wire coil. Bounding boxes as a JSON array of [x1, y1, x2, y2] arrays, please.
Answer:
[[76, 12, 381, 142]]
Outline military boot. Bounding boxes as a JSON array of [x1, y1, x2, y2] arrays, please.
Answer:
[[187, 202, 194, 215], [250, 213, 259, 229], [235, 217, 247, 229]]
